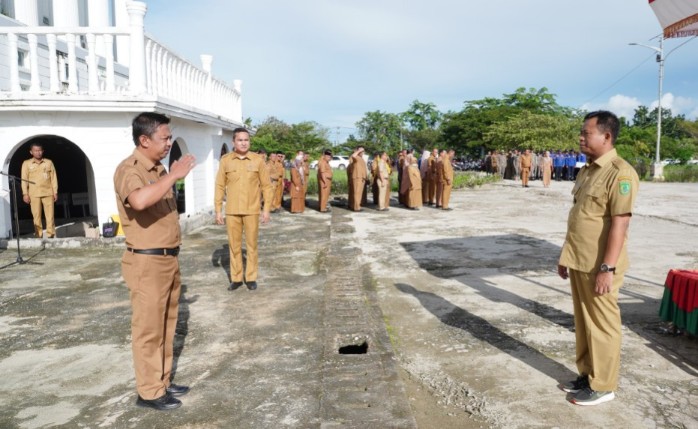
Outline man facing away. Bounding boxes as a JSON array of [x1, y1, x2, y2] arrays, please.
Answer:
[[215, 128, 273, 291], [114, 112, 194, 410], [21, 143, 58, 238], [557, 110, 639, 406]]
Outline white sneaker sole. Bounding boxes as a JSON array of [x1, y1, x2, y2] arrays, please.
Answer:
[[573, 391, 615, 406]]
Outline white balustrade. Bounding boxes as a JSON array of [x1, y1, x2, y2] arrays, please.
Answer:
[[0, 2, 243, 124]]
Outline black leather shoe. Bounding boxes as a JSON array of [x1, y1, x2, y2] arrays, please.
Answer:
[[136, 393, 181, 410], [166, 383, 190, 397], [246, 281, 258, 290], [228, 281, 243, 291]]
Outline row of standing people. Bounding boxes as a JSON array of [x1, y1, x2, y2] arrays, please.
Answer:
[[485, 150, 587, 184]]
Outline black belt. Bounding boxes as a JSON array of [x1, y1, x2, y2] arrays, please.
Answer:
[[127, 247, 180, 256]]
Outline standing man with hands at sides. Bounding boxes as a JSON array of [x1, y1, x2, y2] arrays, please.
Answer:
[[317, 149, 333, 213], [21, 143, 58, 238], [557, 111, 639, 406], [114, 112, 195, 410], [215, 128, 273, 292]]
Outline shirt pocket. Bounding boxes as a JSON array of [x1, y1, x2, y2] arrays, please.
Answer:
[[246, 164, 259, 182], [582, 184, 608, 211], [225, 164, 241, 183]]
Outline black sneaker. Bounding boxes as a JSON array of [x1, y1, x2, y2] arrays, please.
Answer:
[[136, 393, 181, 410], [560, 374, 589, 393], [228, 281, 243, 291], [572, 387, 615, 406]]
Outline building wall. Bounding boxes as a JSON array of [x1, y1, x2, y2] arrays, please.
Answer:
[[0, 111, 228, 238]]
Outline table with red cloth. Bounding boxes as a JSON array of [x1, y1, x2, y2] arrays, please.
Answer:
[[659, 269, 698, 336]]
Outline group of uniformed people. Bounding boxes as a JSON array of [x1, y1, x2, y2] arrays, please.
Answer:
[[485, 149, 587, 183], [112, 109, 638, 412]]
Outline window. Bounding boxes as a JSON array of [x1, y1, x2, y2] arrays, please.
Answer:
[[0, 0, 15, 18], [18, 49, 30, 69]]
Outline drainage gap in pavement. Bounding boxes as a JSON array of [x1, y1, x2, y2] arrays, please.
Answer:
[[338, 340, 369, 355]]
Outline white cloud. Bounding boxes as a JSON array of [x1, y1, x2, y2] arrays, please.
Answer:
[[650, 93, 698, 118], [581, 94, 641, 120]]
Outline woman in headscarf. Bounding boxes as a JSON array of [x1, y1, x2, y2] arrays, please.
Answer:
[[400, 155, 422, 210], [542, 150, 553, 188], [290, 155, 305, 213]]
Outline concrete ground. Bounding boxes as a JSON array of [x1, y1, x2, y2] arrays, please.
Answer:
[[0, 177, 696, 428]]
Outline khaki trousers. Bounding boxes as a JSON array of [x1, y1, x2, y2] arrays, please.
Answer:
[[521, 167, 530, 187], [351, 178, 365, 211], [422, 178, 429, 203], [435, 181, 443, 206], [226, 214, 260, 282], [441, 183, 452, 209], [122, 251, 180, 400], [569, 269, 623, 391], [273, 179, 283, 210], [30, 195, 55, 237], [377, 182, 388, 210], [428, 177, 436, 203], [318, 182, 331, 212]]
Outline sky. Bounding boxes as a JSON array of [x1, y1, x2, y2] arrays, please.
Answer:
[[140, 0, 698, 142]]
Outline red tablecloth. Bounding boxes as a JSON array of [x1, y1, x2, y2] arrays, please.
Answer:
[[663, 269, 698, 313], [659, 269, 698, 335]]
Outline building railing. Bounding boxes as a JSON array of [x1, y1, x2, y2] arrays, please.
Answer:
[[0, 1, 241, 123]]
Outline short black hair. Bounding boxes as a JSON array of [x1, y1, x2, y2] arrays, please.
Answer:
[[232, 127, 249, 140], [30, 142, 43, 150], [132, 112, 170, 146], [584, 110, 620, 143], [323, 149, 332, 156]]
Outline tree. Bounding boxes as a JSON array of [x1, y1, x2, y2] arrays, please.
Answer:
[[355, 111, 404, 154], [402, 100, 442, 131], [484, 110, 580, 152]]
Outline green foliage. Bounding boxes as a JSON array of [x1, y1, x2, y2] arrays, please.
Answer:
[[452, 171, 501, 189], [402, 100, 442, 131], [663, 164, 698, 182], [252, 116, 331, 158], [355, 111, 404, 154], [484, 110, 580, 152]]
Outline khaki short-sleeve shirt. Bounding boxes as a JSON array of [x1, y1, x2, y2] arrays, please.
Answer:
[[113, 149, 180, 249], [559, 148, 639, 273], [21, 158, 58, 197]]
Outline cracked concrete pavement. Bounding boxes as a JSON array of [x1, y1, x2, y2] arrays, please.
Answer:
[[0, 178, 697, 428]]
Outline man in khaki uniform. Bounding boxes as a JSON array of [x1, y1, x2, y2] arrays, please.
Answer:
[[302, 152, 310, 196], [428, 148, 438, 205], [317, 149, 333, 212], [440, 149, 454, 210], [267, 153, 280, 213], [519, 149, 533, 188], [114, 112, 194, 410], [558, 111, 639, 406], [21, 143, 58, 238], [272, 153, 286, 211], [348, 146, 367, 212], [215, 128, 273, 291]]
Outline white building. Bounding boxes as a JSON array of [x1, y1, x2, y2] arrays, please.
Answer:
[[0, 0, 242, 239]]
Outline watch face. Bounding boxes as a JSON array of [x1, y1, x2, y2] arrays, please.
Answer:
[[600, 264, 609, 272]]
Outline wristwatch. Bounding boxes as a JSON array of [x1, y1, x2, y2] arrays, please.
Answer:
[[599, 263, 616, 273]]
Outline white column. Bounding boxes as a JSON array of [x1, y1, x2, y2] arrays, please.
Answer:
[[126, 1, 147, 94], [114, 0, 130, 65], [8, 33, 21, 94], [104, 35, 115, 91], [88, 0, 110, 57], [47, 34, 60, 92], [66, 33, 78, 93], [14, 0, 40, 26], [53, 0, 80, 26], [53, 0, 81, 46], [28, 34, 41, 93], [86, 33, 98, 94]]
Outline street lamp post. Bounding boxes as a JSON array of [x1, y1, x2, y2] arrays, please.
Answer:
[[629, 37, 665, 181]]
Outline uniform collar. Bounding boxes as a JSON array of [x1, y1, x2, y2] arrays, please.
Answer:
[[231, 151, 253, 160], [590, 148, 617, 168], [132, 148, 159, 171], [30, 158, 45, 164]]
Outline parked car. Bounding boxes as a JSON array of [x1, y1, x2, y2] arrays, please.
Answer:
[[309, 160, 319, 169], [329, 155, 350, 170]]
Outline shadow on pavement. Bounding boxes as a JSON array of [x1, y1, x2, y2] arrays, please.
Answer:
[[400, 234, 698, 377]]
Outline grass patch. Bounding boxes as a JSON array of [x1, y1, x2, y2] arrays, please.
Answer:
[[663, 164, 698, 182]]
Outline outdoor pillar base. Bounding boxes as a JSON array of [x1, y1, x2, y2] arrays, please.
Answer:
[[651, 162, 665, 181]]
